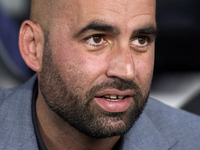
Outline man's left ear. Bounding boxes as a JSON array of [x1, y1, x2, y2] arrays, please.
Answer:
[[19, 20, 44, 72]]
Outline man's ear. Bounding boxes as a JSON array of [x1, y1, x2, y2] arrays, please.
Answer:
[[19, 20, 44, 72]]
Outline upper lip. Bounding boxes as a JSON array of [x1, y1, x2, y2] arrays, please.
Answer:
[[95, 89, 135, 97]]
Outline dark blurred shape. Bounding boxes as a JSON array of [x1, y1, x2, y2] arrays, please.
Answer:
[[182, 91, 200, 115], [0, 9, 34, 82], [0, 0, 31, 24], [155, 0, 200, 72], [154, 0, 200, 115]]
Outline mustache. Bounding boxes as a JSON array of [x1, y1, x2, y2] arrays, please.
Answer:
[[86, 77, 142, 100]]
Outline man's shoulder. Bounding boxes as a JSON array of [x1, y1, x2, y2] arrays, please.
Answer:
[[145, 98, 200, 127], [0, 75, 37, 103], [120, 98, 200, 150], [145, 98, 200, 149], [0, 87, 15, 103], [0, 74, 37, 120], [0, 75, 38, 150]]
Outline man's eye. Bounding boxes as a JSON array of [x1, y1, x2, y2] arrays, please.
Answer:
[[130, 36, 149, 47], [85, 34, 106, 47]]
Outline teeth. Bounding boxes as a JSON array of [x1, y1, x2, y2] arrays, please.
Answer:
[[110, 95, 117, 99], [103, 95, 125, 101], [104, 95, 110, 98], [118, 95, 124, 99]]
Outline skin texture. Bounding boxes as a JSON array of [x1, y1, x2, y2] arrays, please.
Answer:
[[19, 0, 156, 149]]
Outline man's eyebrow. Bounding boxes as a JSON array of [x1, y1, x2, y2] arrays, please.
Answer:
[[132, 26, 158, 37], [74, 22, 120, 37]]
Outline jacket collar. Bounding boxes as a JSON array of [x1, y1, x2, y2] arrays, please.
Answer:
[[119, 111, 177, 150], [0, 75, 38, 150]]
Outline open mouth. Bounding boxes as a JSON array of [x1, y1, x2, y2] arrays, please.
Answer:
[[94, 92, 133, 112], [97, 95, 129, 101]]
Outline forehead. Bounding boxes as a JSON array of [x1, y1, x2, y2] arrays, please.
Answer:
[[51, 0, 156, 33], [63, 0, 155, 17], [79, 0, 155, 14]]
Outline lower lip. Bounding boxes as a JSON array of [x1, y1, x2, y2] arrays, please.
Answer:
[[94, 97, 132, 113]]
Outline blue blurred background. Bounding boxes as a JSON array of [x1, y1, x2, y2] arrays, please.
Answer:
[[0, 0, 200, 115]]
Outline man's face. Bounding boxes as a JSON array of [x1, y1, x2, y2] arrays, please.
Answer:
[[39, 0, 156, 138]]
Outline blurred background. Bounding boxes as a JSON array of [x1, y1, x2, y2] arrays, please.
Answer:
[[0, 0, 32, 88], [0, 0, 200, 115]]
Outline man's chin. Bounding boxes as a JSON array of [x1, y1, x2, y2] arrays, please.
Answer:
[[66, 109, 140, 139]]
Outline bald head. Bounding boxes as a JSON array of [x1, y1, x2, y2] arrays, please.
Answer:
[[30, 0, 78, 37], [30, 0, 47, 26], [30, 0, 59, 33]]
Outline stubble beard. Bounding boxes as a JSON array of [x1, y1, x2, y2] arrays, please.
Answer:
[[39, 37, 151, 139]]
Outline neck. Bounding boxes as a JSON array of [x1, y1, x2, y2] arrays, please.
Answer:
[[36, 93, 120, 150]]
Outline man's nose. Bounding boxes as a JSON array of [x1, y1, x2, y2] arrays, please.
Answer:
[[106, 45, 136, 81]]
